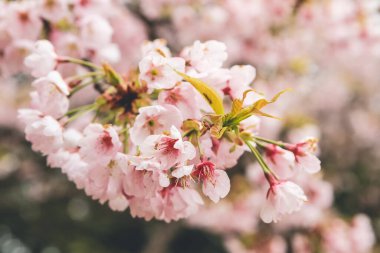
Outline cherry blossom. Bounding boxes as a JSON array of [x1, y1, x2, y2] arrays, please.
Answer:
[[154, 186, 204, 222], [38, 0, 70, 21], [139, 54, 185, 92], [48, 150, 89, 190], [18, 109, 43, 126], [84, 152, 129, 211], [24, 40, 58, 77], [158, 82, 204, 119], [260, 179, 307, 223], [223, 65, 257, 100], [209, 138, 245, 169], [141, 39, 171, 58], [140, 126, 196, 169], [265, 144, 295, 178], [5, 1, 42, 40], [129, 105, 183, 145], [17, 36, 323, 224], [195, 161, 231, 203], [171, 164, 194, 179], [79, 124, 122, 167], [125, 156, 168, 195], [79, 14, 114, 50], [30, 71, 69, 118], [1, 39, 33, 76], [181, 40, 228, 72], [286, 138, 321, 174], [20, 114, 64, 156]]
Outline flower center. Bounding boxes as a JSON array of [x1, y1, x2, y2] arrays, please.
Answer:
[[98, 131, 113, 152], [156, 137, 178, 155], [194, 161, 215, 181], [18, 12, 30, 23], [147, 68, 161, 81], [165, 91, 181, 104]]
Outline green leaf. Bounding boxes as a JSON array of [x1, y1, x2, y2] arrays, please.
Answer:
[[175, 71, 225, 115]]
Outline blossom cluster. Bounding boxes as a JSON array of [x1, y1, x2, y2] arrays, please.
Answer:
[[224, 213, 375, 253], [129, 2, 379, 246], [137, 0, 380, 165], [0, 0, 149, 76], [189, 158, 375, 253], [19, 38, 322, 223], [0, 1, 374, 252]]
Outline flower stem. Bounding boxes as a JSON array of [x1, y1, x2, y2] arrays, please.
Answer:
[[64, 103, 98, 125], [252, 136, 286, 148], [64, 103, 97, 117], [253, 139, 268, 149], [60, 57, 101, 70], [66, 71, 104, 83], [244, 139, 273, 175], [69, 79, 98, 98]]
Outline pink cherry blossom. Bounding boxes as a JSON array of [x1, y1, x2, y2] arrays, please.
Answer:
[[129, 105, 183, 145], [62, 128, 83, 149], [195, 161, 231, 203], [5, 2, 42, 40], [21, 114, 64, 156], [260, 179, 307, 223], [181, 40, 228, 72], [350, 214, 376, 253], [123, 167, 163, 200], [125, 156, 167, 196], [139, 54, 185, 92], [30, 71, 70, 118], [47, 148, 71, 169], [321, 214, 375, 253], [47, 149, 89, 189], [109, 8, 147, 70], [171, 164, 194, 179], [50, 33, 82, 75], [79, 124, 122, 167], [24, 40, 58, 77], [200, 68, 231, 94], [108, 195, 129, 212], [128, 196, 156, 221], [209, 138, 245, 169], [201, 170, 230, 203], [223, 65, 257, 100], [265, 144, 295, 178], [128, 185, 204, 222], [84, 152, 129, 211], [287, 138, 321, 174], [79, 14, 114, 50], [141, 39, 171, 58], [18, 109, 43, 126], [14, 29, 329, 226], [154, 186, 204, 222], [96, 43, 121, 64], [188, 193, 259, 234], [140, 126, 196, 169], [37, 0, 70, 22], [158, 82, 204, 119], [1, 39, 33, 76]]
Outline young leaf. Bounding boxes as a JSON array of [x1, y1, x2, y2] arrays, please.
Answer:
[[175, 70, 225, 115]]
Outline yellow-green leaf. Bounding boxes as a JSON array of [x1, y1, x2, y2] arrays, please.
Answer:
[[103, 63, 124, 87], [252, 88, 291, 111], [230, 99, 243, 117], [175, 71, 225, 115]]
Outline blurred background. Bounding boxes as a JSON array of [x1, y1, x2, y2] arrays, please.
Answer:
[[0, 0, 379, 252]]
